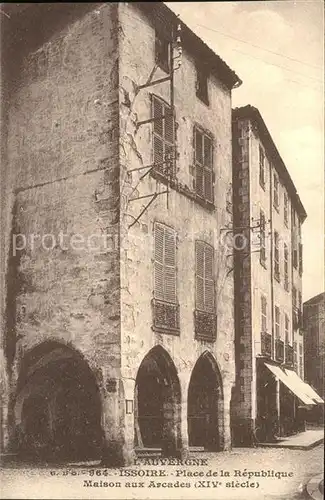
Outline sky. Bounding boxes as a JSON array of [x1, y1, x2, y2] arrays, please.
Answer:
[[166, 0, 324, 302]]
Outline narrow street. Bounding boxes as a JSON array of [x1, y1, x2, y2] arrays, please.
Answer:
[[1, 444, 323, 499]]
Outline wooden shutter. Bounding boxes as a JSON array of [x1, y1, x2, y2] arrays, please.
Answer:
[[195, 241, 214, 312], [261, 295, 267, 331], [154, 223, 176, 304], [194, 128, 203, 164], [204, 244, 214, 312], [154, 223, 165, 301], [203, 135, 212, 168], [164, 227, 176, 304], [195, 241, 205, 311]]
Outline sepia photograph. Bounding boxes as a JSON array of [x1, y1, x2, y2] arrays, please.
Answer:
[[0, 1, 324, 499]]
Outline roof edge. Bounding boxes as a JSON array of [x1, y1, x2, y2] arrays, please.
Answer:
[[233, 105, 307, 221]]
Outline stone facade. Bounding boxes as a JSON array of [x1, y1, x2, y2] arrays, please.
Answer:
[[1, 3, 241, 464], [303, 292, 325, 401], [232, 106, 307, 444]]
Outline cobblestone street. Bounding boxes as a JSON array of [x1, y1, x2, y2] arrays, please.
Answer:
[[1, 444, 323, 499]]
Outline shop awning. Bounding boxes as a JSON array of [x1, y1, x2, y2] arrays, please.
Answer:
[[284, 369, 324, 405], [264, 363, 316, 406]]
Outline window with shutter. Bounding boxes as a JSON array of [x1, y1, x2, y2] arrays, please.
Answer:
[[284, 192, 289, 226], [153, 222, 179, 333], [194, 126, 214, 204], [273, 173, 279, 210], [274, 231, 280, 281], [260, 210, 266, 267], [152, 95, 175, 179], [298, 242, 303, 275], [259, 146, 265, 189], [261, 295, 267, 332], [284, 243, 289, 291], [194, 241, 216, 341]]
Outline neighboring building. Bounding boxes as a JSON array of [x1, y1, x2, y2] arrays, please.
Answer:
[[1, 3, 241, 464], [231, 105, 321, 445], [303, 292, 325, 401]]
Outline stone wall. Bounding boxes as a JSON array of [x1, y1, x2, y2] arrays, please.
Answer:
[[2, 3, 121, 456]]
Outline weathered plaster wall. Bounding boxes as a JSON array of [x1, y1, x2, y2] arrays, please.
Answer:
[[3, 3, 122, 455], [118, 3, 235, 454]]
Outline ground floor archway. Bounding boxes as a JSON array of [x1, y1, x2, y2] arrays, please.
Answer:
[[187, 352, 223, 450], [135, 346, 181, 456], [14, 341, 103, 463]]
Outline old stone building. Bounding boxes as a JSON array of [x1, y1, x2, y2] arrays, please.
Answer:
[[1, 3, 242, 464], [231, 105, 323, 445], [303, 292, 325, 402]]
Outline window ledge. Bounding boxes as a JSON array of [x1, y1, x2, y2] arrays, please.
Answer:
[[150, 169, 215, 212]]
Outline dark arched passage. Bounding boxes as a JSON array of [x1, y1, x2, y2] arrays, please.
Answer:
[[188, 351, 223, 450], [14, 341, 103, 463], [135, 346, 181, 456]]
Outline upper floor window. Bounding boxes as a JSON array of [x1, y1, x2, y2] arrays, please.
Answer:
[[152, 95, 175, 179], [274, 231, 280, 282], [195, 241, 215, 341], [298, 290, 302, 313], [260, 210, 266, 267], [196, 63, 209, 105], [155, 31, 170, 73], [285, 313, 290, 344], [292, 286, 297, 309], [261, 294, 267, 332], [153, 222, 179, 333], [284, 243, 289, 291], [259, 146, 265, 189], [284, 192, 289, 226], [275, 306, 281, 339], [194, 126, 214, 203], [298, 242, 303, 275], [273, 173, 279, 211], [154, 222, 177, 304], [195, 241, 214, 313]]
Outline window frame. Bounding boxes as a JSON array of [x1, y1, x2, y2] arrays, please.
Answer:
[[274, 231, 280, 282], [259, 146, 265, 189], [275, 306, 281, 339], [152, 94, 175, 180], [195, 240, 215, 313], [273, 173, 279, 211], [260, 210, 267, 267], [284, 242, 289, 291], [193, 125, 214, 204], [284, 191, 289, 226], [153, 221, 177, 305], [196, 63, 209, 105], [261, 294, 267, 332]]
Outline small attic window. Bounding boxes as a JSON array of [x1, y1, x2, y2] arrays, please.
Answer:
[[196, 63, 209, 105], [155, 31, 170, 73]]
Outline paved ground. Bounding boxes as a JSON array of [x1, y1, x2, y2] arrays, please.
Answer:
[[258, 429, 324, 450], [1, 443, 323, 500]]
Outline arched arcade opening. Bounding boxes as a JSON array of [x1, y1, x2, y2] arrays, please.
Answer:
[[134, 346, 181, 456], [13, 341, 103, 463], [187, 351, 224, 450]]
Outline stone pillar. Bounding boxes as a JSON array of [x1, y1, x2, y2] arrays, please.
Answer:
[[223, 384, 232, 451], [179, 373, 189, 458], [121, 377, 135, 465], [100, 376, 125, 467]]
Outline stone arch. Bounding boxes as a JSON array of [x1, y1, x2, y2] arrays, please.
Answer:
[[13, 340, 103, 463], [134, 345, 181, 456], [187, 351, 224, 450]]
